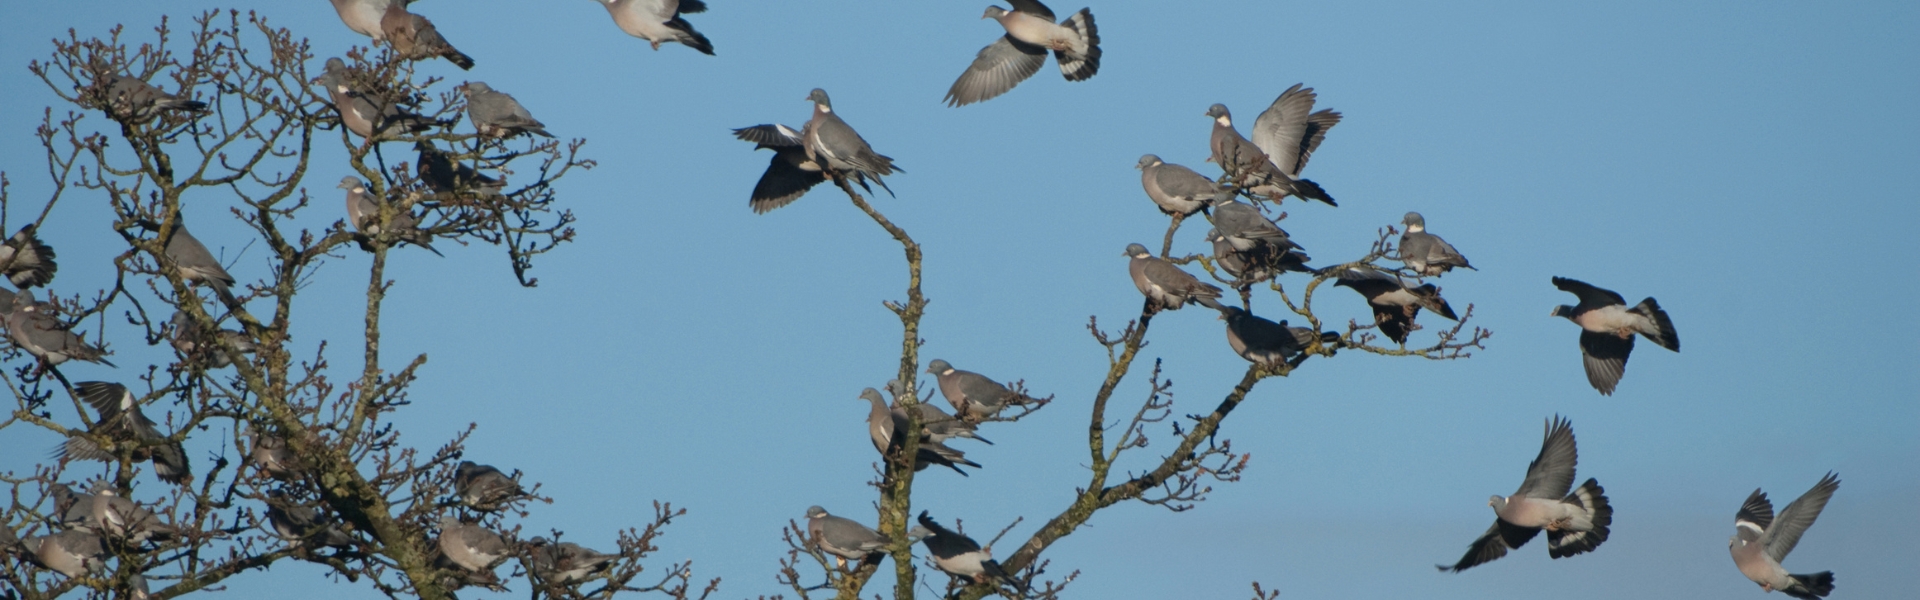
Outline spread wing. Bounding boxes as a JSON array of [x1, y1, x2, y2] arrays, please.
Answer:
[[1765, 472, 1839, 563], [946, 36, 1047, 107], [1552, 276, 1625, 308], [1514, 415, 1577, 499]]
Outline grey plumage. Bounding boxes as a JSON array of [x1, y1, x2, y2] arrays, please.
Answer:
[[437, 516, 510, 572], [265, 489, 354, 548], [93, 73, 208, 124], [1439, 416, 1611, 572], [416, 142, 504, 198], [805, 505, 891, 568], [21, 529, 106, 578], [945, 0, 1099, 106], [1550, 276, 1679, 396], [1136, 155, 1217, 217], [1330, 267, 1457, 345], [160, 221, 238, 301], [169, 310, 256, 369], [1209, 196, 1303, 253], [1207, 227, 1310, 284], [459, 82, 551, 138], [1245, 84, 1340, 206], [589, 0, 714, 55], [339, 176, 441, 256], [925, 359, 1022, 420], [55, 381, 189, 485], [1398, 212, 1474, 276], [0, 226, 58, 288], [329, 0, 393, 39], [62, 483, 180, 544], [381, 3, 475, 70], [1216, 306, 1333, 367], [914, 512, 1017, 588], [318, 58, 433, 140], [733, 124, 825, 213], [1125, 243, 1223, 312], [803, 89, 903, 197], [7, 291, 115, 368], [525, 536, 619, 584], [862, 388, 979, 476], [454, 461, 524, 511], [248, 427, 299, 480], [1731, 473, 1839, 600]]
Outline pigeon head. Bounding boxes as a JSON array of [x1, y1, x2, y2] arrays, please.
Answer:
[[981, 6, 1009, 19], [1205, 104, 1231, 121], [1401, 212, 1426, 230], [13, 289, 34, 310], [459, 81, 493, 96], [806, 88, 832, 109], [926, 359, 953, 375], [1216, 305, 1245, 321], [1549, 305, 1577, 320], [805, 505, 828, 519], [337, 176, 364, 190], [1487, 495, 1507, 510], [1204, 228, 1224, 243], [858, 388, 886, 405], [907, 525, 934, 542], [1135, 154, 1161, 170], [1123, 243, 1150, 258]]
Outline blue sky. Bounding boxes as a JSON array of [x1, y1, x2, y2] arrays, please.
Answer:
[[1, 1, 1915, 599]]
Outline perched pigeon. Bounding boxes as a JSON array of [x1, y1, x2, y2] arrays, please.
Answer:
[[381, 3, 475, 70], [524, 537, 619, 584], [318, 58, 433, 140], [1216, 306, 1335, 367], [587, 0, 714, 55], [415, 142, 503, 198], [8, 291, 115, 368], [454, 461, 524, 511], [249, 427, 300, 480], [438, 517, 510, 572], [1125, 243, 1223, 312], [1398, 212, 1473, 276], [1330, 267, 1457, 345], [0, 518, 20, 553], [1731, 472, 1840, 600], [1549, 277, 1679, 396], [900, 394, 992, 446], [0, 226, 58, 288], [913, 512, 1016, 588], [803, 89, 903, 197], [339, 176, 441, 256], [1136, 155, 1217, 218], [93, 73, 208, 124], [169, 310, 256, 369], [21, 530, 106, 578], [925, 359, 1023, 420], [733, 124, 826, 213], [56, 382, 189, 485], [329, 0, 394, 39], [65, 484, 180, 544], [160, 221, 237, 301], [1439, 416, 1611, 573], [1207, 228, 1309, 284], [1206, 86, 1340, 206], [459, 82, 551, 138], [945, 0, 1100, 106], [805, 505, 891, 568], [1209, 196, 1303, 253], [265, 489, 354, 548], [862, 388, 979, 476]]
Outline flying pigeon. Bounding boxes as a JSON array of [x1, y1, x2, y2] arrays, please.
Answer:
[[459, 82, 551, 138], [264, 489, 354, 548], [169, 310, 256, 369], [913, 511, 1018, 589], [524, 537, 619, 584], [805, 505, 891, 568], [1438, 415, 1611, 572], [454, 461, 525, 511], [1125, 243, 1223, 312], [945, 0, 1100, 106], [1550, 277, 1679, 396], [733, 124, 826, 213], [803, 89, 903, 197], [415, 142, 503, 198], [862, 388, 979, 476], [1731, 472, 1839, 600], [925, 359, 1025, 420], [1398, 212, 1474, 276], [318, 58, 433, 140], [1330, 266, 1457, 345], [0, 226, 58, 288], [339, 176, 441, 256], [587, 0, 714, 55], [56, 382, 189, 485], [20, 529, 106, 578], [7, 291, 115, 368], [437, 517, 510, 573], [1136, 155, 1217, 218], [1216, 306, 1335, 367], [381, 2, 475, 70], [1206, 84, 1340, 206], [329, 0, 394, 39]]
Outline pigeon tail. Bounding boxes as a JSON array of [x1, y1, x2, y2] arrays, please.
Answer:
[[1546, 478, 1610, 558], [1290, 177, 1336, 206], [160, 99, 209, 112], [1055, 9, 1100, 81], [1781, 572, 1834, 599], [1633, 297, 1679, 352], [443, 49, 474, 70], [669, 19, 715, 55]]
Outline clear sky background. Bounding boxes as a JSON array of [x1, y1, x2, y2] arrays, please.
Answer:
[[2, 1, 1916, 599]]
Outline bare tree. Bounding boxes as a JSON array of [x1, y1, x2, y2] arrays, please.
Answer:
[[0, 11, 710, 600]]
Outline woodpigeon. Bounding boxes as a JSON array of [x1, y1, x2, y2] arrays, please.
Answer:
[[1215, 306, 1334, 367], [0, 226, 58, 288], [454, 461, 525, 511], [458, 82, 551, 138], [381, 2, 475, 70], [1439, 415, 1611, 573], [265, 489, 354, 549], [804, 89, 903, 197], [1207, 228, 1310, 284], [1398, 212, 1474, 276], [525, 536, 619, 584], [1731, 472, 1839, 600], [415, 142, 503, 198], [925, 359, 1023, 420], [160, 221, 238, 301], [904, 400, 992, 447], [91, 73, 208, 124], [945, 0, 1100, 107], [805, 505, 891, 568], [169, 310, 256, 369], [1125, 243, 1223, 312], [1550, 277, 1679, 396], [318, 58, 433, 140], [1136, 155, 1217, 218], [1206, 84, 1340, 206], [329, 0, 394, 39], [863, 388, 979, 476], [20, 529, 106, 578], [7, 291, 115, 368], [913, 512, 1015, 588], [587, 0, 714, 55], [733, 123, 825, 213], [56, 381, 189, 485], [1209, 196, 1303, 253], [339, 176, 441, 256], [64, 483, 180, 544], [249, 427, 300, 480], [437, 516, 511, 572], [1330, 267, 1457, 345]]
